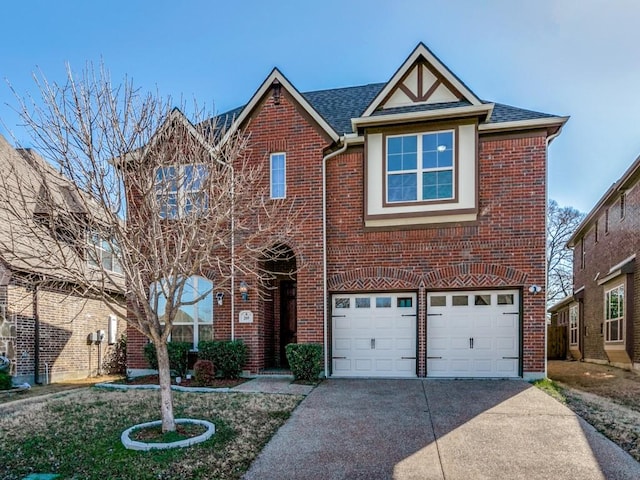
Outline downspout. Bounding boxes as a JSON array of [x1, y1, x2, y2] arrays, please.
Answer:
[[33, 284, 41, 385], [544, 127, 563, 378], [230, 163, 236, 341], [322, 138, 350, 378]]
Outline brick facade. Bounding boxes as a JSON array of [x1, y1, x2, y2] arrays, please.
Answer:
[[569, 160, 640, 370]]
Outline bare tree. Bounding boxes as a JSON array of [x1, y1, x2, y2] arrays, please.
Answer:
[[1, 64, 301, 432], [547, 199, 584, 308]]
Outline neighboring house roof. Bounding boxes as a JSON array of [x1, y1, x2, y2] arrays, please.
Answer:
[[548, 294, 575, 313], [567, 153, 640, 248]]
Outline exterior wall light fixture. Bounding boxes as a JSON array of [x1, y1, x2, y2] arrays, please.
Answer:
[[239, 281, 249, 302]]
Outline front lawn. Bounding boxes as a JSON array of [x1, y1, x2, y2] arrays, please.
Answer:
[[0, 388, 303, 479]]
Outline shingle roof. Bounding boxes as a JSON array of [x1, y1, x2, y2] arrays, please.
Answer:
[[215, 82, 561, 136]]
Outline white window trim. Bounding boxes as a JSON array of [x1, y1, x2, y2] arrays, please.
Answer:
[[87, 232, 122, 274], [270, 152, 286, 199], [604, 283, 624, 343], [569, 304, 579, 347], [386, 130, 455, 204], [156, 164, 208, 219]]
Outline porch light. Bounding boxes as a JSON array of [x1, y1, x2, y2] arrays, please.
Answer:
[[239, 281, 249, 302]]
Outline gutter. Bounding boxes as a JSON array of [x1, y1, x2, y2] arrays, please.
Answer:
[[322, 136, 357, 378], [33, 284, 41, 385]]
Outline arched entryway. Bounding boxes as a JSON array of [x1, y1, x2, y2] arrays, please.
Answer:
[[263, 244, 297, 369]]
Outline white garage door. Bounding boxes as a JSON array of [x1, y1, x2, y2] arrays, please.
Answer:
[[427, 290, 520, 378], [332, 292, 417, 377]]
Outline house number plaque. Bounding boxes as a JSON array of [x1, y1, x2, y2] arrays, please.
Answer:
[[239, 310, 253, 323]]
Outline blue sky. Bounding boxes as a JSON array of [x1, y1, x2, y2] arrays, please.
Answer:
[[1, 0, 639, 213]]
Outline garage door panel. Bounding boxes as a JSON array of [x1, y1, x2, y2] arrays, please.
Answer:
[[427, 290, 520, 378], [332, 292, 417, 378]]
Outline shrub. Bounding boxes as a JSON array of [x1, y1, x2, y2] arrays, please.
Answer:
[[143, 341, 191, 378], [197, 340, 248, 379], [0, 371, 12, 390], [193, 359, 215, 386], [104, 334, 127, 375], [286, 343, 323, 382]]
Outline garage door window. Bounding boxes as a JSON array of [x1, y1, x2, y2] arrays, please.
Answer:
[[475, 295, 491, 306], [335, 298, 350, 308], [497, 294, 514, 305], [356, 298, 371, 308], [430, 296, 446, 307], [398, 297, 413, 308], [452, 295, 468, 306], [376, 297, 392, 308]]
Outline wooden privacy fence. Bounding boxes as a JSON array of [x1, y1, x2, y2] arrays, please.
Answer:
[[547, 325, 567, 359]]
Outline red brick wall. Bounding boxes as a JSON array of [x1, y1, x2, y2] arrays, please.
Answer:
[[572, 172, 640, 365]]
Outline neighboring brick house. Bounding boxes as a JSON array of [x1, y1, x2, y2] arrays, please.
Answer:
[[558, 155, 640, 370], [0, 134, 126, 384], [127, 43, 567, 379]]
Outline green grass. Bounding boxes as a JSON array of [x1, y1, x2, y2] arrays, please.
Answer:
[[532, 377, 566, 403], [0, 388, 303, 480]]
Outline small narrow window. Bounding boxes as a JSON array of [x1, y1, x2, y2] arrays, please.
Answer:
[[569, 304, 579, 346], [497, 294, 514, 305], [355, 297, 371, 309], [270, 153, 286, 199], [376, 297, 392, 308], [397, 297, 413, 308], [335, 298, 350, 309], [452, 295, 468, 306], [605, 208, 609, 233], [620, 192, 626, 219], [580, 238, 586, 269], [475, 295, 491, 306], [430, 296, 446, 307], [594, 221, 598, 243]]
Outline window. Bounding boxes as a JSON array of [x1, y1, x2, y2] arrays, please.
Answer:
[[270, 153, 286, 199], [569, 304, 579, 346], [156, 164, 208, 219], [355, 297, 371, 308], [594, 221, 598, 243], [620, 192, 626, 219], [604, 284, 624, 342], [580, 238, 586, 269], [150, 276, 214, 349], [376, 297, 391, 308], [497, 294, 514, 305], [604, 208, 609, 234], [397, 297, 413, 308], [335, 298, 350, 309], [475, 295, 491, 306], [386, 130, 454, 203], [87, 232, 122, 274], [452, 295, 468, 306], [430, 296, 446, 307]]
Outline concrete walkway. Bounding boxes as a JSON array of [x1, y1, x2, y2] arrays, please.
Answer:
[[243, 379, 640, 480]]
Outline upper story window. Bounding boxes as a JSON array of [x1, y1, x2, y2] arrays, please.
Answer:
[[87, 232, 122, 274], [386, 130, 454, 203], [594, 220, 598, 243], [604, 283, 624, 343], [620, 192, 626, 219], [580, 238, 586, 269], [150, 275, 214, 349], [156, 164, 208, 219], [604, 208, 609, 234], [270, 153, 286, 199], [569, 304, 579, 346]]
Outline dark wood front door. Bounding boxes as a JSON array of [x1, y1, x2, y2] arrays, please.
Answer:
[[280, 281, 297, 367]]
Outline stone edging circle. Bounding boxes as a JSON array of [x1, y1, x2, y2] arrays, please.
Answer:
[[121, 418, 215, 451]]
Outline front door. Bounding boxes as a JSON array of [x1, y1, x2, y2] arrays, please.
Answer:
[[280, 281, 297, 367]]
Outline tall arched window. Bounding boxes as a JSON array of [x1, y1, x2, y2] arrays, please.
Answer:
[[151, 276, 214, 349]]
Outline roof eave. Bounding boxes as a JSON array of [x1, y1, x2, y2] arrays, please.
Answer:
[[478, 116, 569, 137]]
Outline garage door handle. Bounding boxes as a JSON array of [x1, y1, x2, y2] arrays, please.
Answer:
[[427, 313, 442, 316], [332, 356, 347, 359], [502, 356, 519, 359], [427, 356, 442, 359], [401, 314, 417, 317], [401, 356, 416, 360], [332, 315, 346, 318], [503, 312, 519, 315]]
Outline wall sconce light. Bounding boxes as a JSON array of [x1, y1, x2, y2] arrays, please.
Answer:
[[528, 285, 542, 295], [216, 292, 224, 306], [239, 281, 249, 302]]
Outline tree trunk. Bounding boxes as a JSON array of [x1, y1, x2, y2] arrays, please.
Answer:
[[155, 341, 176, 432]]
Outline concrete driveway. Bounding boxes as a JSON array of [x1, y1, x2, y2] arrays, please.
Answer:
[[244, 379, 640, 480]]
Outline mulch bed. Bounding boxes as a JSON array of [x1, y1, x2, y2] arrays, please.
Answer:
[[124, 375, 247, 388]]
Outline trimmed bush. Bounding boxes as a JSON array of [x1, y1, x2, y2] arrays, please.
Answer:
[[285, 343, 323, 382], [143, 341, 190, 378], [193, 359, 215, 386], [104, 334, 127, 375], [0, 371, 12, 390], [197, 340, 248, 379]]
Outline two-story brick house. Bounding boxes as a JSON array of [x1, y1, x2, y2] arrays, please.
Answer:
[[562, 156, 640, 370], [127, 43, 567, 379]]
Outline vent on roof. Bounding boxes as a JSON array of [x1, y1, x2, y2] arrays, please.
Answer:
[[272, 80, 281, 105]]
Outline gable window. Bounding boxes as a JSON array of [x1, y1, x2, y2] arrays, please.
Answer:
[[87, 232, 122, 274], [270, 153, 286, 199], [604, 208, 609, 234], [156, 164, 208, 219], [620, 192, 626, 219], [594, 221, 598, 243], [604, 284, 624, 342], [386, 130, 454, 203], [151, 275, 214, 349], [569, 304, 579, 346], [580, 238, 586, 269]]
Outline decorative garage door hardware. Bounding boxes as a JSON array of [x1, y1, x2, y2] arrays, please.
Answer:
[[469, 337, 474, 349]]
